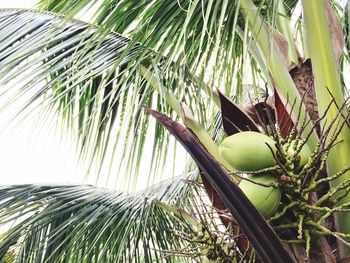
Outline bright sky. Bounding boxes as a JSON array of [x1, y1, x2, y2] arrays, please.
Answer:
[[0, 0, 36, 8], [0, 0, 85, 186], [0, 1, 101, 187]]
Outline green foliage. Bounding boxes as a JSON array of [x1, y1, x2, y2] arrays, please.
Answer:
[[0, 175, 195, 263], [1, 0, 350, 262], [0, 9, 207, 185]]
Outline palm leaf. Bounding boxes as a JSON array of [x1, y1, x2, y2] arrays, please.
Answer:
[[37, 0, 301, 95], [0, 1, 301, 184], [0, 174, 196, 263], [0, 9, 209, 186]]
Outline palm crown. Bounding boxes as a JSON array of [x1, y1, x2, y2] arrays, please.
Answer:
[[1, 0, 350, 262]]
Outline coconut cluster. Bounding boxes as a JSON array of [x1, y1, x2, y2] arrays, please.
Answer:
[[219, 131, 311, 219]]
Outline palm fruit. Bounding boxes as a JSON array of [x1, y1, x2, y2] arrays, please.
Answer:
[[219, 131, 276, 171], [239, 173, 281, 219]]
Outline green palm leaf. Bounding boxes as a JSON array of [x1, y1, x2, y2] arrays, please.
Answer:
[[0, 1, 301, 183], [0, 174, 196, 262], [0, 9, 209, 185], [38, 0, 301, 93]]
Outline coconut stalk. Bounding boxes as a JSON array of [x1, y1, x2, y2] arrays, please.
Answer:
[[302, 0, 350, 258]]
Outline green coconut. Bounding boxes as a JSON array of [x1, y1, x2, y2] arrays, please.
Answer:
[[219, 131, 311, 172], [239, 173, 281, 219], [219, 131, 276, 171]]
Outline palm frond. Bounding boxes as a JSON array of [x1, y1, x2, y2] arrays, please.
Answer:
[[38, 0, 301, 91], [0, 0, 303, 184], [0, 174, 196, 263], [43, 0, 249, 97], [0, 9, 208, 186]]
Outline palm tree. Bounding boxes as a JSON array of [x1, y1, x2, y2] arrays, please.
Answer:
[[1, 0, 350, 262]]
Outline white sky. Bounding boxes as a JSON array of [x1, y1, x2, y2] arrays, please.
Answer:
[[0, 0, 85, 186], [0, 0, 36, 8], [0, 0, 123, 188]]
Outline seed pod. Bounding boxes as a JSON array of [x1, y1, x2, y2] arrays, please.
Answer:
[[219, 131, 276, 171], [239, 173, 281, 219]]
